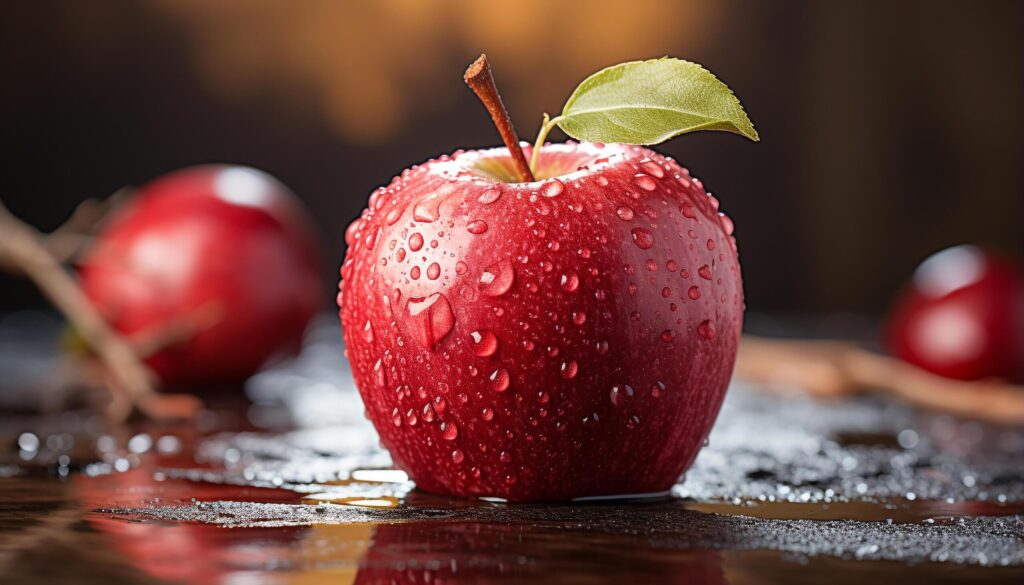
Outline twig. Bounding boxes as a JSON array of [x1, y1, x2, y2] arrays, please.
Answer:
[[736, 335, 1024, 426], [0, 200, 156, 420]]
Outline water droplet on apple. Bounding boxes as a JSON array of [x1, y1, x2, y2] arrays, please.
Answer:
[[698, 265, 713, 280], [467, 220, 488, 234], [661, 287, 672, 298], [651, 381, 665, 398], [635, 174, 657, 191], [405, 408, 418, 426], [720, 213, 735, 235], [499, 451, 512, 464], [489, 368, 511, 392], [455, 261, 468, 275], [631, 228, 654, 250], [595, 176, 609, 186], [441, 421, 458, 441], [409, 232, 424, 252], [469, 329, 499, 357], [595, 340, 609, 355], [688, 285, 701, 300], [410, 266, 421, 280], [363, 228, 380, 250], [609, 384, 634, 407], [560, 272, 580, 292], [560, 360, 578, 379], [479, 258, 515, 297], [427, 262, 441, 280], [707, 239, 716, 251], [391, 407, 402, 427], [697, 319, 716, 340], [541, 179, 564, 197], [406, 293, 455, 349], [641, 160, 665, 178], [571, 311, 586, 325], [478, 187, 502, 204], [481, 407, 494, 421], [451, 449, 465, 464], [616, 206, 634, 221], [413, 191, 448, 222], [660, 329, 675, 343]]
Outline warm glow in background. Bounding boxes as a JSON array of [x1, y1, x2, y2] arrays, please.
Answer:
[[1, 0, 1022, 320]]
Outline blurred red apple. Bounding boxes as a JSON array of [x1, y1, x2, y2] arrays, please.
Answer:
[[885, 245, 1024, 382], [338, 143, 743, 501], [79, 165, 324, 386]]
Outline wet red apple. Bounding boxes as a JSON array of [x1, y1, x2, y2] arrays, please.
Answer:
[[339, 143, 743, 501], [79, 165, 324, 386], [885, 245, 1024, 383]]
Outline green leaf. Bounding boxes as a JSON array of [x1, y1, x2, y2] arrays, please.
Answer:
[[555, 57, 759, 145]]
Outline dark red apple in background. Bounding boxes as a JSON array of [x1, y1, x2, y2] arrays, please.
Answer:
[[885, 245, 1024, 383], [79, 165, 324, 386], [339, 143, 743, 501]]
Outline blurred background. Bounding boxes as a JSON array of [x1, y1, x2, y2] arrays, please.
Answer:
[[2, 0, 1021, 319]]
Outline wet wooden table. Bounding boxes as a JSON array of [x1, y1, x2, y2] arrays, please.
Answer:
[[1, 315, 1021, 584]]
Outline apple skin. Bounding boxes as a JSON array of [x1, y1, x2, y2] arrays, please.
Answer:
[[339, 143, 743, 501], [885, 245, 1024, 383], [79, 165, 324, 386]]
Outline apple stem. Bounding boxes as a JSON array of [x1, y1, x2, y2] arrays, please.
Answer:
[[464, 54, 535, 183], [530, 113, 564, 177]]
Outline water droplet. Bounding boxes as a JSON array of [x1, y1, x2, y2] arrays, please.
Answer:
[[396, 248, 407, 262], [413, 192, 446, 222], [616, 206, 635, 220], [489, 368, 511, 392], [481, 407, 494, 421], [635, 174, 657, 191], [478, 187, 501, 204], [479, 258, 515, 297], [455, 261, 469, 275], [706, 239, 716, 251], [427, 262, 441, 280], [660, 329, 675, 343], [571, 311, 586, 325], [697, 319, 716, 340], [651, 381, 665, 398], [661, 287, 672, 298], [631, 228, 654, 249], [499, 451, 512, 464], [363, 228, 380, 250], [469, 330, 499, 357], [609, 384, 634, 407], [405, 408, 418, 426], [410, 265, 421, 280], [646, 259, 659, 272], [720, 213, 735, 235], [391, 407, 402, 427], [374, 359, 387, 387], [407, 293, 455, 349], [595, 176, 609, 186], [451, 448, 465, 463], [384, 205, 404, 225], [362, 320, 375, 343], [467, 220, 488, 234], [409, 232, 424, 251], [541, 179, 564, 197], [641, 160, 665, 178], [560, 360, 579, 379], [560, 272, 580, 292], [688, 285, 701, 300], [441, 421, 459, 441], [595, 340, 609, 355], [698, 265, 713, 280], [680, 204, 697, 220]]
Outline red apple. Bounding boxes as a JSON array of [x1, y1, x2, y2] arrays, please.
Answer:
[[79, 165, 324, 386], [885, 245, 1024, 382], [339, 143, 743, 501]]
